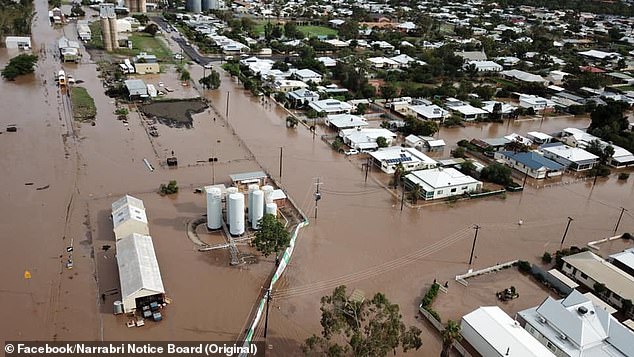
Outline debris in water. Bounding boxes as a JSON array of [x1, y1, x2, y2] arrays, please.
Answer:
[[36, 184, 50, 190], [25, 182, 34, 186]]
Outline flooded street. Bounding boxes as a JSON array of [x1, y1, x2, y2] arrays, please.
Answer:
[[1, 1, 633, 355], [205, 70, 634, 354]]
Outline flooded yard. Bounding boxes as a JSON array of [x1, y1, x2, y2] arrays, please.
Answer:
[[141, 99, 207, 128]]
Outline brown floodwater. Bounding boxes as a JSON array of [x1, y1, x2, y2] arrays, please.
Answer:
[[2, 3, 634, 356], [203, 68, 634, 355]]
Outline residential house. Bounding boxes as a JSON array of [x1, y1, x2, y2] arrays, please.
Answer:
[[518, 290, 634, 357], [370, 41, 395, 51], [560, 128, 634, 168], [124, 79, 148, 99], [562, 251, 634, 310], [286, 88, 319, 107], [446, 102, 488, 121], [519, 94, 555, 112], [292, 68, 322, 83], [461, 306, 555, 357], [501, 69, 549, 85], [5, 36, 31, 49], [132, 52, 160, 74], [271, 80, 308, 93], [454, 50, 487, 62], [494, 151, 564, 179], [316, 56, 337, 67], [407, 104, 450, 121], [404, 167, 482, 200], [340, 128, 396, 151], [466, 60, 503, 72], [609, 248, 634, 278], [541, 144, 598, 171], [367, 57, 399, 69], [470, 137, 510, 152], [420, 136, 446, 152], [578, 49, 622, 61], [369, 146, 437, 174], [309, 99, 353, 115], [481, 101, 517, 119], [325, 114, 368, 132], [527, 131, 554, 145], [404, 134, 424, 148]]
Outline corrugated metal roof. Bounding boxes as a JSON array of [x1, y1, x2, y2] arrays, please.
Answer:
[[116, 233, 165, 299]]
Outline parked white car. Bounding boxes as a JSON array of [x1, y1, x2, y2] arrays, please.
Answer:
[[344, 149, 359, 156]]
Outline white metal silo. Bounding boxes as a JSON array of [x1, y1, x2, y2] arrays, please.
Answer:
[[225, 187, 239, 225], [265, 202, 278, 216], [206, 186, 222, 230], [251, 190, 264, 229], [229, 193, 245, 236], [247, 184, 259, 222], [262, 185, 274, 204]]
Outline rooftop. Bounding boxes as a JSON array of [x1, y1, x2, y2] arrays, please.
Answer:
[[542, 144, 598, 162], [498, 151, 564, 171], [563, 251, 634, 302], [229, 171, 267, 183], [116, 233, 165, 299], [609, 248, 634, 272], [369, 146, 436, 166], [405, 167, 480, 190]]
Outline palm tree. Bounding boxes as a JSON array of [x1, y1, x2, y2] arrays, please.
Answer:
[[441, 320, 462, 357], [393, 163, 405, 189], [409, 183, 422, 204]]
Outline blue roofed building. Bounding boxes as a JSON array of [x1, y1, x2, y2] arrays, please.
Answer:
[[494, 151, 564, 179]]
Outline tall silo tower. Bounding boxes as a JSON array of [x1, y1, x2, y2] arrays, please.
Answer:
[[186, 0, 202, 13], [100, 4, 117, 51], [137, 0, 147, 13]]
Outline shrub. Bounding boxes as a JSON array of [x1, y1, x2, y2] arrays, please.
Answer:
[[159, 180, 179, 195], [115, 107, 129, 116], [517, 260, 531, 273], [618, 173, 630, 181], [622, 232, 632, 240], [542, 252, 552, 264], [421, 283, 440, 308]]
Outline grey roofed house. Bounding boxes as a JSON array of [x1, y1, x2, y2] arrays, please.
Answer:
[[609, 248, 634, 278], [518, 290, 634, 357], [124, 79, 148, 97], [496, 151, 564, 171], [454, 50, 487, 62]]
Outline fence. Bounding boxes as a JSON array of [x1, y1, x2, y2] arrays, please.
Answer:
[[455, 260, 519, 284], [239, 220, 308, 355], [418, 306, 473, 357]]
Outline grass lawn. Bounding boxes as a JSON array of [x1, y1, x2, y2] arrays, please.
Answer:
[[70, 87, 97, 121], [490, 77, 517, 88], [117, 33, 173, 62], [253, 21, 337, 37]]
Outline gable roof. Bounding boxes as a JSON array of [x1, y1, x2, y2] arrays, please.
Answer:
[[116, 233, 165, 299], [498, 151, 564, 170]]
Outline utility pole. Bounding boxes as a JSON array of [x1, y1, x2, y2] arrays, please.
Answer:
[[279, 147, 283, 181], [314, 177, 322, 220], [522, 170, 529, 189], [263, 288, 272, 338], [469, 225, 480, 266], [400, 185, 406, 211], [364, 157, 370, 183], [225, 91, 230, 121], [560, 217, 574, 249], [614, 207, 627, 235]]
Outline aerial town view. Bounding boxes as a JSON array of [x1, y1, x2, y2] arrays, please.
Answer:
[[3, 0, 634, 355]]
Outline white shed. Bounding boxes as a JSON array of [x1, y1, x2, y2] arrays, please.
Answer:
[[116, 233, 165, 313], [112, 195, 149, 240], [5, 36, 32, 49]]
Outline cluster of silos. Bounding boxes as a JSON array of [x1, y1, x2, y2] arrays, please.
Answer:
[[205, 187, 223, 230], [126, 0, 147, 13], [100, 4, 118, 52], [186, 0, 217, 12]]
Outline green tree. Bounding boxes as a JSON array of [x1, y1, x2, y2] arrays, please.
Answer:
[[199, 69, 221, 89], [144, 23, 159, 36], [252, 214, 290, 258], [159, 180, 179, 195], [338, 20, 359, 40], [284, 21, 298, 38], [240, 17, 255, 34], [302, 286, 423, 357], [376, 136, 388, 148], [180, 69, 191, 81], [440, 320, 462, 357], [380, 84, 398, 100], [354, 103, 368, 115], [286, 115, 299, 128], [2, 54, 38, 81], [480, 163, 513, 186], [70, 4, 85, 17]]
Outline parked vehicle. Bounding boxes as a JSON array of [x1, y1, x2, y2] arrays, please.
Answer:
[[345, 149, 359, 156]]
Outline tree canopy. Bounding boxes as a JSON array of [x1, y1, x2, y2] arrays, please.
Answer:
[[302, 285, 423, 357], [480, 163, 513, 186], [199, 69, 221, 89], [252, 214, 290, 257], [2, 54, 38, 81]]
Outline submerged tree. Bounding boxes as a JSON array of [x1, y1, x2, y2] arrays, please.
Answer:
[[440, 320, 462, 357], [252, 214, 290, 258], [303, 285, 423, 357], [2, 54, 38, 81]]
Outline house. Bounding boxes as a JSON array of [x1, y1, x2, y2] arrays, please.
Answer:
[[325, 114, 368, 132], [111, 195, 149, 240], [309, 99, 353, 115], [58, 36, 81, 63], [369, 146, 437, 174], [560, 128, 634, 168], [481, 101, 517, 119], [390, 54, 424, 67], [367, 57, 399, 69], [77, 21, 92, 41], [454, 50, 487, 62], [420, 136, 446, 152], [404, 167, 482, 200], [404, 134, 424, 148], [519, 94, 555, 112], [541, 144, 598, 171], [504, 133, 533, 146], [293, 68, 322, 83], [370, 41, 395, 51], [578, 49, 622, 61], [501, 69, 549, 85], [494, 151, 564, 179], [5, 36, 32, 49], [316, 56, 337, 67], [271, 80, 308, 93], [470, 138, 510, 152], [341, 128, 397, 151], [397, 21, 416, 32], [609, 248, 634, 278], [407, 104, 450, 121], [562, 251, 634, 310], [116, 233, 165, 313], [461, 306, 555, 357], [527, 131, 553, 145], [124, 79, 149, 99], [518, 290, 634, 357], [466, 60, 503, 72], [132, 52, 160, 74], [447, 103, 488, 121], [286, 88, 319, 107]]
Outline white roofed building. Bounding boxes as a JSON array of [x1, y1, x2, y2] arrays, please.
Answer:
[[325, 114, 368, 132], [518, 290, 634, 357], [341, 128, 397, 151], [461, 306, 555, 357], [116, 233, 165, 313], [369, 146, 437, 174], [112, 195, 149, 240], [560, 128, 634, 168], [404, 167, 481, 200], [407, 104, 450, 121], [541, 144, 598, 171], [309, 99, 353, 114]]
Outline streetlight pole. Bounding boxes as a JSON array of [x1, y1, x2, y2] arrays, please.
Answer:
[[614, 207, 627, 235], [225, 91, 230, 121], [263, 288, 272, 338], [560, 217, 574, 249], [469, 225, 480, 266], [279, 147, 283, 181]]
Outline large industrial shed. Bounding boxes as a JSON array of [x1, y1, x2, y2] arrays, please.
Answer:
[[116, 233, 165, 313], [111, 195, 149, 240]]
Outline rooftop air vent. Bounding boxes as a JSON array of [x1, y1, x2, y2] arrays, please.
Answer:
[[577, 306, 588, 315]]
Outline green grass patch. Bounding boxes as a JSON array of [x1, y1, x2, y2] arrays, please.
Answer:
[[116, 33, 173, 62], [490, 77, 517, 88], [253, 21, 337, 37], [613, 85, 634, 92], [71, 87, 97, 121], [88, 21, 103, 49]]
